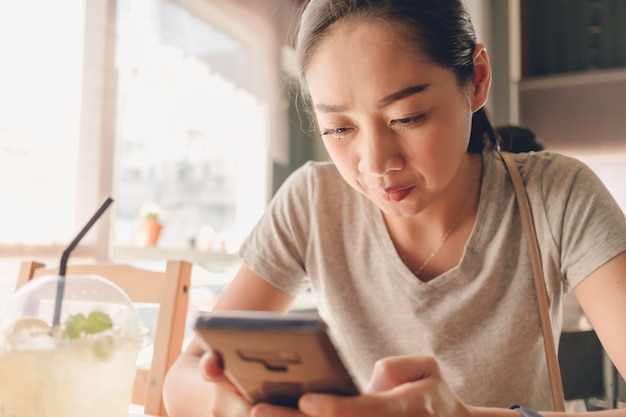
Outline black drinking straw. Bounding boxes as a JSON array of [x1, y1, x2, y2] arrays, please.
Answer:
[[52, 197, 114, 327]]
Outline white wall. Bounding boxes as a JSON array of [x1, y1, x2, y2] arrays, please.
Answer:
[[465, 0, 521, 125]]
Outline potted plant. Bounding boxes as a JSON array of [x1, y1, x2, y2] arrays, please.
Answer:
[[137, 203, 163, 246]]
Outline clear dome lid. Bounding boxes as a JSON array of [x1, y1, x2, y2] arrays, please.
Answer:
[[1, 274, 141, 349]]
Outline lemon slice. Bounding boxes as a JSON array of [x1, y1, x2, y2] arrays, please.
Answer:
[[12, 317, 51, 336]]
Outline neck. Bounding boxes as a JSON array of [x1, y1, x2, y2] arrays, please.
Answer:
[[391, 154, 478, 234], [385, 153, 480, 279]]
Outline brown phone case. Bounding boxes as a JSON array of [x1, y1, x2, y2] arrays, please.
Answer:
[[193, 311, 360, 408]]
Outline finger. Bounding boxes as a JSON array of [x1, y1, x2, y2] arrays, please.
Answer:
[[198, 350, 225, 381], [251, 403, 306, 417], [198, 351, 254, 417], [299, 391, 411, 417], [365, 355, 438, 393], [199, 351, 241, 394]]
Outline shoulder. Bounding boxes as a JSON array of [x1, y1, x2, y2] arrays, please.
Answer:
[[278, 161, 354, 201], [495, 150, 587, 177], [519, 151, 587, 176], [521, 152, 608, 202], [270, 161, 359, 218], [281, 161, 342, 189], [488, 150, 596, 196]]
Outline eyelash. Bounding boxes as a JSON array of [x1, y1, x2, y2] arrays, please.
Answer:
[[389, 114, 427, 127], [320, 114, 427, 140], [320, 127, 352, 140]]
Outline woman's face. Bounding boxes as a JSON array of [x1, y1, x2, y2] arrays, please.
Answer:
[[304, 20, 484, 218]]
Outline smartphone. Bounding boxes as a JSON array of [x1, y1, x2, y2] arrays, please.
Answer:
[[193, 311, 360, 408]]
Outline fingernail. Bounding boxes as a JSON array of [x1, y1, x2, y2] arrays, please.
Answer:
[[299, 394, 319, 413], [252, 403, 271, 417]]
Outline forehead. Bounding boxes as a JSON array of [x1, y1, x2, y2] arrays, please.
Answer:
[[306, 17, 424, 68], [304, 20, 450, 106]]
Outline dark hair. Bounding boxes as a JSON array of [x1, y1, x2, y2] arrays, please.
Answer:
[[496, 125, 544, 153], [292, 0, 497, 152]]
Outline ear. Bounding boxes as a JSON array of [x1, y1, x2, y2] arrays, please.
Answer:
[[470, 43, 491, 112]]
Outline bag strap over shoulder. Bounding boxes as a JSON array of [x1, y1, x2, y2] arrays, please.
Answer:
[[499, 151, 566, 412]]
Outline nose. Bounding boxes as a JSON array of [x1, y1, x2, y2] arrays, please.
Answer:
[[357, 127, 402, 176]]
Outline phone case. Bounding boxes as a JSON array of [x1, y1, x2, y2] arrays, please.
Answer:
[[193, 311, 360, 408]]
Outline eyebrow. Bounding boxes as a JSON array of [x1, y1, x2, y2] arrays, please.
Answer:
[[314, 84, 429, 113], [379, 84, 429, 107]]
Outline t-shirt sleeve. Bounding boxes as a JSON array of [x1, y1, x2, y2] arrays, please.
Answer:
[[543, 156, 626, 289], [237, 162, 317, 295]]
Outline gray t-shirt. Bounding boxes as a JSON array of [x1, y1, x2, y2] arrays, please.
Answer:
[[239, 149, 626, 410]]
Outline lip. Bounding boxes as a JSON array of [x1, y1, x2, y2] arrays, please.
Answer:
[[376, 186, 414, 202]]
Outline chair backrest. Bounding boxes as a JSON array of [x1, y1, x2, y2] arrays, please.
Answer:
[[17, 260, 192, 417]]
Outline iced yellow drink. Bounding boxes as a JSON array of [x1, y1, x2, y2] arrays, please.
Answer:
[[0, 275, 142, 417]]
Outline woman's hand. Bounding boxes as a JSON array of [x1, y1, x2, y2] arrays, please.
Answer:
[[199, 351, 252, 417], [200, 350, 308, 417], [297, 355, 474, 417]]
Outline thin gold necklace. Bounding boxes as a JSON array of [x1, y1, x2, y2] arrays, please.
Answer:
[[388, 156, 475, 278]]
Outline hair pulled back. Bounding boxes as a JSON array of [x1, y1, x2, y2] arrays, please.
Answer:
[[292, 0, 497, 152]]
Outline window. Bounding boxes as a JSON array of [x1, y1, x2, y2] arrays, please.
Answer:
[[113, 0, 271, 253], [0, 0, 287, 261], [0, 0, 113, 258]]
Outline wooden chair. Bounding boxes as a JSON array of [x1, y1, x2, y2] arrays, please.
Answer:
[[17, 260, 192, 417]]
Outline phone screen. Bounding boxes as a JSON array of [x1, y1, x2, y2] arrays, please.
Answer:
[[193, 311, 360, 408]]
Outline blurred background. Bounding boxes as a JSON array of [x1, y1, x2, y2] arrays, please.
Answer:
[[0, 2, 624, 405], [0, 0, 624, 310]]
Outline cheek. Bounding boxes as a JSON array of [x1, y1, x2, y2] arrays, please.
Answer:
[[401, 112, 470, 180], [322, 138, 351, 166], [430, 101, 473, 151], [322, 139, 362, 182]]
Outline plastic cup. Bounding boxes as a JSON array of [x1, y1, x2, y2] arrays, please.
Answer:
[[0, 274, 142, 417]]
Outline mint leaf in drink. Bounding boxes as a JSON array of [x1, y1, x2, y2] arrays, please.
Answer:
[[64, 314, 88, 339], [63, 311, 112, 339], [85, 311, 113, 334]]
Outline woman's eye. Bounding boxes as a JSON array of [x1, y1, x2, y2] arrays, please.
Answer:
[[320, 127, 353, 139], [390, 114, 426, 127]]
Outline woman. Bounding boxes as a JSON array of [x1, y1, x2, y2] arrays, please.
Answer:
[[163, 1, 626, 416]]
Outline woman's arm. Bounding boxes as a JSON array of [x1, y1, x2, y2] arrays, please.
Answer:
[[281, 254, 626, 417], [162, 263, 296, 417], [289, 355, 626, 417], [575, 250, 626, 377]]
